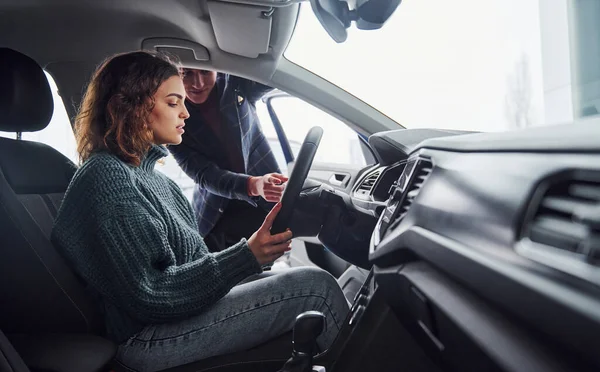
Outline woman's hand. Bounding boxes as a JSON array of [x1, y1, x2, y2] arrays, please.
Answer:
[[248, 173, 289, 203], [248, 202, 293, 266]]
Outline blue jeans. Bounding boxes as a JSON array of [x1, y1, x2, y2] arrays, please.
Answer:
[[116, 267, 350, 371]]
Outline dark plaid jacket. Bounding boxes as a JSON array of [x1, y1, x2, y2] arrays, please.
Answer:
[[168, 74, 280, 236]]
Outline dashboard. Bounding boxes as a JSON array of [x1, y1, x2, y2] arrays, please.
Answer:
[[344, 120, 600, 372]]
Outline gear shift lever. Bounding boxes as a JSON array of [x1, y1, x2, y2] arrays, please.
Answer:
[[293, 311, 326, 356], [277, 311, 326, 372]]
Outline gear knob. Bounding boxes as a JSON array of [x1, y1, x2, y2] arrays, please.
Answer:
[[293, 311, 326, 355]]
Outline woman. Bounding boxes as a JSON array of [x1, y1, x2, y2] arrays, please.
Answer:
[[51, 51, 349, 371]]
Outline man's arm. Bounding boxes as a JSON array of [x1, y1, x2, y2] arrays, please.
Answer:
[[232, 75, 274, 103], [169, 142, 257, 205]]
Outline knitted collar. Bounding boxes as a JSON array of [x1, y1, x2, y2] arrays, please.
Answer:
[[140, 144, 168, 171]]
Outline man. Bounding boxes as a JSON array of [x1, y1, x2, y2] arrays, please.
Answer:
[[169, 68, 287, 252]]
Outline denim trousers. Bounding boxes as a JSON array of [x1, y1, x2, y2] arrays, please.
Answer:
[[116, 267, 350, 371]]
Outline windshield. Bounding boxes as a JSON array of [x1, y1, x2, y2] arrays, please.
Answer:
[[285, 0, 600, 132]]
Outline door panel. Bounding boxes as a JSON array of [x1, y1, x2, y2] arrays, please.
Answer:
[[288, 161, 364, 193]]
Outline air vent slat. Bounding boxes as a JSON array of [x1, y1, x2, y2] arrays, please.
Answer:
[[387, 158, 433, 229], [523, 175, 600, 270], [530, 216, 588, 252], [541, 197, 594, 216], [588, 235, 600, 263], [569, 184, 600, 202], [355, 169, 381, 197], [406, 189, 420, 199]]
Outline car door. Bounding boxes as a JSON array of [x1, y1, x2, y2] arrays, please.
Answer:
[[256, 91, 377, 278]]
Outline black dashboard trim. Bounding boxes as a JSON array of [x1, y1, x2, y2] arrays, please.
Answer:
[[369, 128, 470, 166], [365, 119, 600, 371], [376, 261, 576, 372], [416, 119, 600, 154], [374, 225, 600, 368]]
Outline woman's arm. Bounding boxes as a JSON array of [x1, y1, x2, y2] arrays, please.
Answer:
[[95, 203, 261, 323]]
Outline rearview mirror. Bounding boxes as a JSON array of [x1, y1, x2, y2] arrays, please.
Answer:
[[310, 0, 402, 43]]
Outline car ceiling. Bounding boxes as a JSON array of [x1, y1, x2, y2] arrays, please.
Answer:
[[0, 0, 299, 119], [0, 0, 401, 136], [0, 0, 297, 78]]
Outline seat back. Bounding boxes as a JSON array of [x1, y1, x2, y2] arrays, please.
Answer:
[[0, 48, 102, 334], [0, 329, 30, 372]]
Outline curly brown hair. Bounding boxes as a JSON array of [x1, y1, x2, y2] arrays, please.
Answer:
[[75, 51, 181, 166]]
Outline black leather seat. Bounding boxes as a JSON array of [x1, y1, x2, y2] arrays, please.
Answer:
[[0, 329, 30, 372], [0, 47, 116, 372], [0, 47, 291, 372]]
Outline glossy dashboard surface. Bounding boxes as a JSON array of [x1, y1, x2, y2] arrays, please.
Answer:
[[363, 119, 600, 369]]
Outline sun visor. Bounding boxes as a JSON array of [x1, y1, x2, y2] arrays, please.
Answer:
[[208, 1, 272, 58]]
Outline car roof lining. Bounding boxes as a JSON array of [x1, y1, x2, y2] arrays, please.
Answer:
[[0, 0, 300, 120], [0, 0, 298, 80], [1, 0, 399, 136]]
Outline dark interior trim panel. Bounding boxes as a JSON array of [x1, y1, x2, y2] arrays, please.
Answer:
[[369, 137, 600, 370], [417, 119, 600, 153], [376, 261, 584, 372]]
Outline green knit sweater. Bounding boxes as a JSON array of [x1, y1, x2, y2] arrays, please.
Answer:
[[51, 145, 261, 343]]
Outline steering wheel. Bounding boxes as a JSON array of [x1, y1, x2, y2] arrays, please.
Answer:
[[271, 126, 323, 235]]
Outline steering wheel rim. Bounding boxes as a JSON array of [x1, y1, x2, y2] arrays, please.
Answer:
[[271, 126, 323, 235]]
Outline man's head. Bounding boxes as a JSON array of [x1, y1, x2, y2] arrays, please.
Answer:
[[183, 68, 217, 104]]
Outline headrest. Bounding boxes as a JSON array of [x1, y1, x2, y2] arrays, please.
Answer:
[[0, 48, 53, 132]]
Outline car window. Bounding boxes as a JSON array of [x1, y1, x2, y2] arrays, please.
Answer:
[[0, 72, 78, 163], [0, 74, 364, 202], [286, 1, 600, 131], [256, 95, 367, 175], [255, 100, 290, 174], [0, 71, 195, 200]]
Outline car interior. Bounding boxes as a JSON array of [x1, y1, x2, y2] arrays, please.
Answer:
[[1, 0, 600, 372]]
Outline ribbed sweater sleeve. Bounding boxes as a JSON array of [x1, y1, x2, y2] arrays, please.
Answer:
[[94, 202, 260, 323], [52, 151, 262, 328]]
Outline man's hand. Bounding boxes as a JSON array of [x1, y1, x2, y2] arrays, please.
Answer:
[[248, 203, 293, 266], [248, 173, 289, 203]]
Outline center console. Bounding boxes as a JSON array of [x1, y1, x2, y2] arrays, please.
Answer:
[[312, 267, 441, 372]]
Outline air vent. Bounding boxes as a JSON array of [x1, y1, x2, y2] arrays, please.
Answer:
[[355, 169, 381, 197], [523, 175, 600, 264], [395, 159, 433, 222]]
